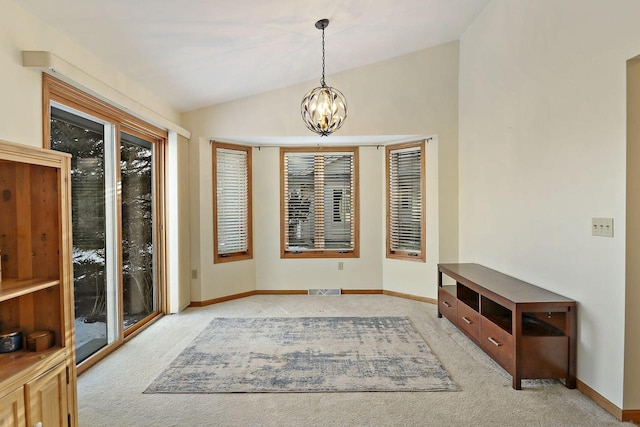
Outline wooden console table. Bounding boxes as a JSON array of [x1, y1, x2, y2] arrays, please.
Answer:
[[438, 263, 576, 390]]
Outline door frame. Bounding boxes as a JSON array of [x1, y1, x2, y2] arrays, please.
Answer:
[[43, 74, 167, 373]]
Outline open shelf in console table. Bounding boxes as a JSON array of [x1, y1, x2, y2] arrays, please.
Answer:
[[437, 263, 576, 390]]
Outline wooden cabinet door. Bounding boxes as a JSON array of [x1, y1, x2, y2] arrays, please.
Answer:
[[25, 363, 67, 427], [0, 387, 26, 427]]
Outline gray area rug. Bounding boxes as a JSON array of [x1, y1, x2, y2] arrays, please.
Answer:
[[144, 316, 458, 393]]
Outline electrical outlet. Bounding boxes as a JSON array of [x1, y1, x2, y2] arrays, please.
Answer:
[[592, 218, 614, 237], [338, 262, 344, 271]]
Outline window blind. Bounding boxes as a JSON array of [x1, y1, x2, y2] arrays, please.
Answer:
[[215, 147, 249, 256], [388, 145, 423, 255], [283, 151, 355, 253]]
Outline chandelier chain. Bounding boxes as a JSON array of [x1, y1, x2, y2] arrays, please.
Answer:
[[321, 27, 326, 87]]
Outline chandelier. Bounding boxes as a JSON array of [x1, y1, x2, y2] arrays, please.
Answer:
[[301, 19, 348, 137]]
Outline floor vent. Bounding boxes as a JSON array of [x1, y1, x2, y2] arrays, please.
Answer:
[[308, 288, 342, 296]]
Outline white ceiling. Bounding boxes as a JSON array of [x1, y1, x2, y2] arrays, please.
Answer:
[[12, 0, 489, 113]]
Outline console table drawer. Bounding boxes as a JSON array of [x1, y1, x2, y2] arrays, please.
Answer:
[[457, 302, 480, 342], [438, 287, 457, 321], [481, 316, 513, 371]]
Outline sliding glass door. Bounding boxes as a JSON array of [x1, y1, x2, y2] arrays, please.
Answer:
[[120, 131, 157, 331], [50, 104, 162, 364]]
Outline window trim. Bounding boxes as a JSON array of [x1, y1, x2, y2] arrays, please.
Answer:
[[386, 140, 426, 262], [212, 141, 253, 263], [280, 146, 360, 259]]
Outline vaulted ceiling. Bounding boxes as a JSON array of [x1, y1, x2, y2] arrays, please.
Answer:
[[13, 0, 489, 112]]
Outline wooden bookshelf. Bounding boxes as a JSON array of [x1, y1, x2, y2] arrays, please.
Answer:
[[0, 140, 77, 426]]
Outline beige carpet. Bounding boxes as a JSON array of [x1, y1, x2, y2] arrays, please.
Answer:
[[78, 295, 633, 426]]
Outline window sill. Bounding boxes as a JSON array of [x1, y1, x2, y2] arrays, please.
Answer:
[[214, 252, 253, 264], [281, 250, 359, 259], [386, 251, 425, 262]]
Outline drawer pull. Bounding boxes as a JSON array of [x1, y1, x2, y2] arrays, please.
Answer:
[[443, 301, 451, 308], [488, 337, 501, 347], [462, 316, 472, 324]]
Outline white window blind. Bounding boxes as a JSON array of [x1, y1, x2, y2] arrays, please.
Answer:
[[388, 144, 423, 256], [283, 151, 355, 253], [215, 146, 249, 257]]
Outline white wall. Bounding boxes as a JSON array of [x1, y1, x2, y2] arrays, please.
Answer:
[[181, 41, 459, 301], [383, 140, 439, 297], [0, 2, 189, 313], [189, 136, 257, 302], [167, 134, 192, 312], [188, 137, 202, 302], [0, 2, 179, 147], [459, 0, 640, 409], [253, 146, 383, 291]]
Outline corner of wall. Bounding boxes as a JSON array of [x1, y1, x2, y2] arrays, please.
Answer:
[[624, 55, 640, 411]]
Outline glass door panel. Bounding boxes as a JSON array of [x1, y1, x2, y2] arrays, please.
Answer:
[[120, 132, 157, 331], [50, 104, 162, 364], [50, 106, 116, 363]]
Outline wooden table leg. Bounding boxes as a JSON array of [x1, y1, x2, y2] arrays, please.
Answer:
[[566, 305, 577, 389], [513, 376, 522, 390], [437, 270, 443, 318], [512, 307, 522, 390]]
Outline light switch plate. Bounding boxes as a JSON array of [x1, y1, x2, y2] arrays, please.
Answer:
[[592, 218, 614, 237]]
